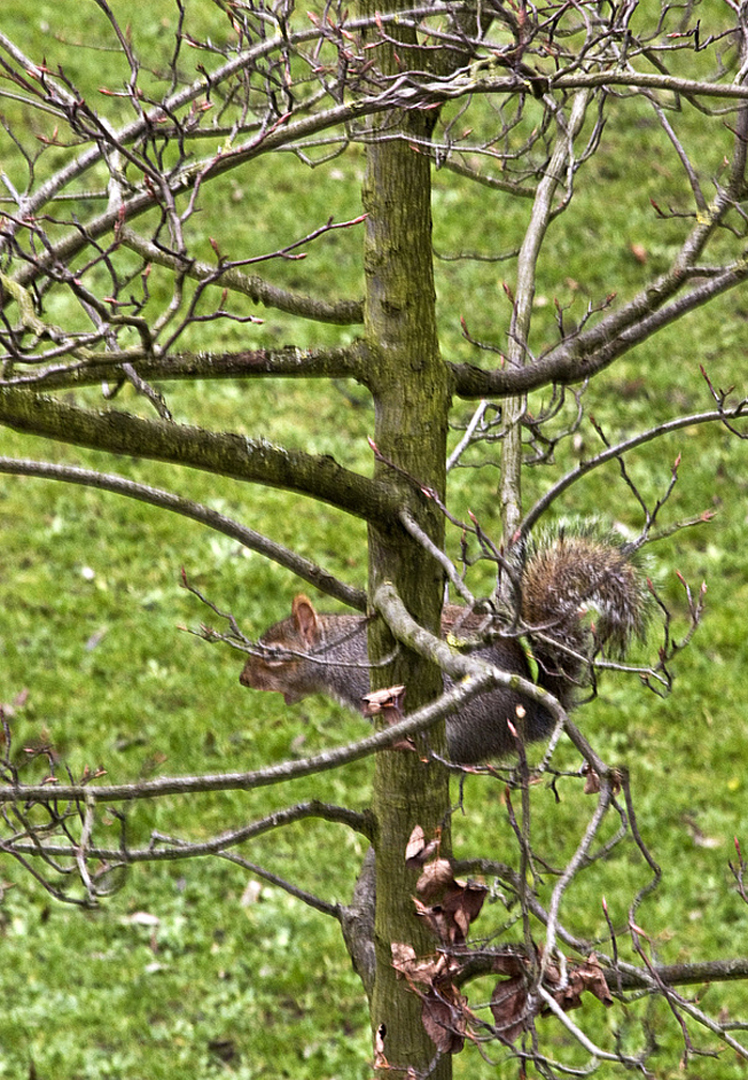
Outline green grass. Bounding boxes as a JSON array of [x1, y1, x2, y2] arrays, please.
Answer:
[[1, 1, 748, 1077]]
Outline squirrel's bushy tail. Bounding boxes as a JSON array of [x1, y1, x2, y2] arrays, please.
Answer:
[[520, 521, 651, 662]]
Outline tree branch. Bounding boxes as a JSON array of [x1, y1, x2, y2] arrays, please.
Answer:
[[4, 799, 375, 865], [0, 642, 559, 807], [119, 226, 364, 326], [0, 456, 367, 609], [450, 260, 748, 399], [0, 386, 395, 523], [521, 402, 748, 535], [0, 343, 371, 392]]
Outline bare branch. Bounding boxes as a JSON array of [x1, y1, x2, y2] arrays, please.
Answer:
[[521, 402, 748, 535], [0, 387, 397, 523], [0, 456, 366, 609], [119, 225, 364, 326]]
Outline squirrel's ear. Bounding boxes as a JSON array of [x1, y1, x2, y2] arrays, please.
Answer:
[[292, 595, 320, 644]]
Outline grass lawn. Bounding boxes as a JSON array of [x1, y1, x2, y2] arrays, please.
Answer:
[[1, 2, 748, 1077]]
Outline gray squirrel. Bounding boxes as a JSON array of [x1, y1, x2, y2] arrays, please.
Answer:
[[240, 526, 650, 763]]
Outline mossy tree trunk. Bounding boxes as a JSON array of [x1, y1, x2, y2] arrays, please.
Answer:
[[360, 6, 452, 1077]]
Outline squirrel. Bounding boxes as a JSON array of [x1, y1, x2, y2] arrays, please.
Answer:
[[239, 525, 651, 763]]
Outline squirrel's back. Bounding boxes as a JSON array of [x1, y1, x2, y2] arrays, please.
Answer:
[[240, 527, 650, 763]]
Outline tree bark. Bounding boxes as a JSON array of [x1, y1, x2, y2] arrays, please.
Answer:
[[360, 9, 452, 1077]]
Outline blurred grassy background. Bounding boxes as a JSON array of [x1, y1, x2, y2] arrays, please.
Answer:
[[1, 1, 748, 1077]]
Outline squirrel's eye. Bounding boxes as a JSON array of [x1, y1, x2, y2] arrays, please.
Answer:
[[261, 646, 291, 666]]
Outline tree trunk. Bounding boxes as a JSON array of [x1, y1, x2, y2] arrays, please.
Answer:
[[360, 9, 453, 1077]]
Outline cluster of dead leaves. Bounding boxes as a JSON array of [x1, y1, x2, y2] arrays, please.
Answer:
[[488, 946, 613, 1045], [391, 825, 613, 1054]]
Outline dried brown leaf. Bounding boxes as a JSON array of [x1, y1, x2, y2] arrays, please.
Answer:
[[490, 949, 529, 978], [582, 764, 621, 795], [413, 877, 487, 946], [405, 825, 426, 864], [412, 897, 452, 944], [421, 985, 468, 1054], [442, 880, 487, 941], [391, 941, 418, 968], [416, 858, 454, 898], [490, 975, 530, 1043], [487, 946, 613, 1043], [583, 767, 601, 794], [552, 954, 613, 1011], [391, 942, 450, 985], [405, 825, 441, 869], [361, 684, 406, 716]]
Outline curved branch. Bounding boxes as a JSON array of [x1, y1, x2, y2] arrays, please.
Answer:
[[450, 260, 748, 399], [474, 69, 748, 102], [7, 92, 409, 296], [442, 156, 536, 198], [0, 28, 285, 233], [217, 852, 341, 919], [119, 227, 364, 326], [0, 386, 395, 523], [5, 799, 374, 864], [7, 30, 748, 301], [0, 456, 367, 609], [372, 581, 566, 713], [455, 947, 748, 993], [521, 403, 748, 535], [450, 87, 748, 403], [0, 4, 463, 236], [0, 639, 560, 807], [340, 847, 377, 998]]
